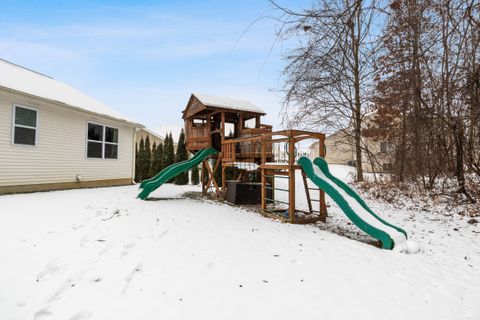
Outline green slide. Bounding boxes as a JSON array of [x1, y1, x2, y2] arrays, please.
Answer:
[[138, 148, 217, 200], [298, 157, 407, 249]]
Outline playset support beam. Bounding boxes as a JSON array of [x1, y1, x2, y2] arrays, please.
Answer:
[[203, 158, 221, 197], [288, 134, 296, 223], [319, 136, 327, 221]]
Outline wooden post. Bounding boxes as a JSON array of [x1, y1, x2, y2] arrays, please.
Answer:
[[221, 165, 226, 194], [255, 115, 260, 128], [239, 113, 243, 136], [261, 168, 266, 211], [261, 136, 267, 211], [271, 169, 275, 202], [201, 160, 206, 195], [207, 114, 211, 147], [221, 112, 226, 193], [288, 135, 295, 223], [205, 159, 221, 197], [221, 112, 225, 141], [302, 170, 313, 213], [261, 137, 266, 165], [319, 136, 327, 221]]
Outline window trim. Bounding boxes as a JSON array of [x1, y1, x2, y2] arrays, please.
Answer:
[[382, 162, 393, 172], [11, 104, 39, 147], [380, 141, 392, 154], [86, 121, 119, 160]]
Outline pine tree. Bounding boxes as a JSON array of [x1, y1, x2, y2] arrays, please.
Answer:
[[169, 133, 175, 161], [163, 133, 175, 183], [149, 141, 158, 177], [191, 164, 200, 185], [143, 136, 152, 179], [163, 133, 174, 168], [175, 129, 189, 185], [150, 142, 164, 176], [137, 137, 149, 181]]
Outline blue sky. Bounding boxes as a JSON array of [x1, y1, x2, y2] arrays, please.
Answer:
[[0, 0, 312, 131]]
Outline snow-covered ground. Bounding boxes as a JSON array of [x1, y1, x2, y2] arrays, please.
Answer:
[[1, 166, 479, 320]]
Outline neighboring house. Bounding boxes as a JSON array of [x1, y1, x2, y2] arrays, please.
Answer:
[[136, 128, 164, 147], [310, 130, 356, 166], [0, 59, 143, 194], [309, 113, 395, 173]]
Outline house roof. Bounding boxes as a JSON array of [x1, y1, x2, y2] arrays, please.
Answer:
[[0, 59, 143, 127], [192, 93, 266, 115], [138, 128, 164, 141], [152, 125, 183, 142]]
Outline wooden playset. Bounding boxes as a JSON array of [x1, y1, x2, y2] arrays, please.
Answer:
[[182, 93, 327, 224], [138, 93, 408, 249]]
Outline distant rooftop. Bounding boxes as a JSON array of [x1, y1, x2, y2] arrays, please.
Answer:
[[0, 58, 142, 127], [193, 93, 265, 115]]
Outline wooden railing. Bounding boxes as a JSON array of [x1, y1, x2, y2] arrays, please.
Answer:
[[186, 125, 211, 151], [221, 129, 325, 164], [242, 124, 272, 136], [222, 141, 236, 162], [187, 125, 208, 138], [222, 134, 272, 163]]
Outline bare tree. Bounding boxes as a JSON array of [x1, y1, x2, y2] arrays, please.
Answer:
[[369, 0, 478, 201], [272, 0, 379, 181]]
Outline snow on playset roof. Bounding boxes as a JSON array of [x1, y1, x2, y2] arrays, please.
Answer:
[[0, 59, 142, 127], [193, 93, 266, 115]]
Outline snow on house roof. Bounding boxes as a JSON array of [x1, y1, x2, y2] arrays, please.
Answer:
[[139, 127, 164, 141], [193, 93, 265, 114], [152, 125, 183, 142], [0, 59, 142, 127]]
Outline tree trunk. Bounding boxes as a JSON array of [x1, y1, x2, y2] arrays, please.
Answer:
[[452, 119, 474, 202], [353, 0, 364, 182], [410, 0, 424, 186]]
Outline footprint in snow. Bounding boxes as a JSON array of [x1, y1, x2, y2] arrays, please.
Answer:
[[71, 224, 84, 231], [47, 278, 74, 303], [155, 230, 169, 241], [36, 259, 67, 282], [120, 242, 136, 258], [33, 308, 52, 319], [121, 263, 143, 295], [69, 310, 92, 320]]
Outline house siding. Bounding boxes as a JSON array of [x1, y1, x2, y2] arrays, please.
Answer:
[[136, 129, 163, 147], [309, 133, 394, 173], [0, 88, 136, 189], [310, 131, 355, 165]]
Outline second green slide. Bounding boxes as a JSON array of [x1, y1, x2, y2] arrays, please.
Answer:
[[298, 156, 407, 249]]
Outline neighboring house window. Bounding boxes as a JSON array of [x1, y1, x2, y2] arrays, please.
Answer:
[[87, 123, 118, 159], [383, 162, 393, 172], [380, 142, 392, 153], [13, 105, 38, 146]]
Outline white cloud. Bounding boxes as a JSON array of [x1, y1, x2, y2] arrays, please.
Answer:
[[0, 4, 291, 131]]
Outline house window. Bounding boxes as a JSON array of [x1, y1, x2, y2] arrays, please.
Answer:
[[13, 105, 38, 146], [382, 162, 393, 172], [380, 142, 392, 153], [87, 123, 118, 159]]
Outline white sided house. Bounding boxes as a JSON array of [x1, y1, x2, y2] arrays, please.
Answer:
[[0, 59, 143, 194]]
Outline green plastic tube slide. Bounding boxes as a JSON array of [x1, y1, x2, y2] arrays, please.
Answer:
[[298, 157, 407, 249], [138, 148, 217, 200], [313, 157, 408, 239]]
